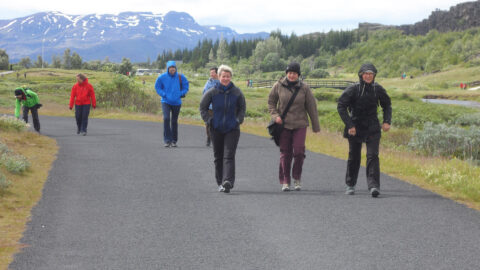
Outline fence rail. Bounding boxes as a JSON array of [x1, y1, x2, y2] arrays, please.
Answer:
[[251, 79, 355, 90]]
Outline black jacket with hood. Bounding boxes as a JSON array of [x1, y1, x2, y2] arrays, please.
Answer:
[[337, 63, 392, 141]]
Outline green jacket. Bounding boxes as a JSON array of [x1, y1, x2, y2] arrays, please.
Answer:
[[15, 88, 40, 118]]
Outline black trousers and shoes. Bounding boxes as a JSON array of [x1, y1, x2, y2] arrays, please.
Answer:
[[23, 106, 40, 132], [211, 128, 240, 192], [345, 132, 381, 191]]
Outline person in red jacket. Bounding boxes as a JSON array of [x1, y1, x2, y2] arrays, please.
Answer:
[[69, 73, 96, 136]]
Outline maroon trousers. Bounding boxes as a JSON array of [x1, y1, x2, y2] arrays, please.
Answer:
[[278, 127, 307, 185]]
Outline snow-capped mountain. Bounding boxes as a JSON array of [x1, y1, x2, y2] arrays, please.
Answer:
[[0, 11, 269, 62]]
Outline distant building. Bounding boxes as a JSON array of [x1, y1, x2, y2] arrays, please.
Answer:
[[136, 69, 163, 76]]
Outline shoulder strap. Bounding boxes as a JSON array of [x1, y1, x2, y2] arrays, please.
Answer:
[[178, 74, 182, 90], [280, 83, 301, 120]]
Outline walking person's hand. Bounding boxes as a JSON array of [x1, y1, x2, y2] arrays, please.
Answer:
[[275, 116, 282, 124], [348, 127, 356, 136], [382, 123, 391, 132]]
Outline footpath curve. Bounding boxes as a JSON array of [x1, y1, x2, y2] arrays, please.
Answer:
[[10, 116, 480, 270]]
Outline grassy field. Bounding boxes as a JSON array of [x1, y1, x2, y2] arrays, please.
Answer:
[[0, 128, 57, 269], [0, 66, 479, 269]]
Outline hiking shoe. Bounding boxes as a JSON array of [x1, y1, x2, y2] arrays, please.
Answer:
[[294, 180, 301, 191], [370, 188, 380, 198], [218, 185, 225, 192], [164, 143, 171, 147], [171, 142, 177, 147], [222, 181, 232, 193], [82, 132, 87, 136], [345, 186, 355, 195], [77, 130, 80, 135], [282, 184, 290, 192]]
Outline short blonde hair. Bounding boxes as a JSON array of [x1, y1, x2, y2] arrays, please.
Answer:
[[218, 65, 233, 77]]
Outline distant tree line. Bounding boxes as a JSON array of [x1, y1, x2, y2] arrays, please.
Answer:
[[145, 29, 359, 78], [9, 48, 134, 75], [5, 26, 480, 78]]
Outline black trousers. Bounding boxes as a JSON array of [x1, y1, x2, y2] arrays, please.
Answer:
[[345, 132, 381, 190], [75, 104, 91, 133], [211, 128, 240, 187], [23, 106, 40, 132]]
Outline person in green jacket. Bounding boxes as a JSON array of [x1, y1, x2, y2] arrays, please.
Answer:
[[14, 87, 42, 132]]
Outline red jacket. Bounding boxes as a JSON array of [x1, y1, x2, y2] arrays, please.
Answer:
[[69, 78, 96, 108]]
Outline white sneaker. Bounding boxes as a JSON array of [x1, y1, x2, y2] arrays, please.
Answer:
[[294, 180, 301, 191], [282, 184, 290, 192], [370, 188, 380, 198], [218, 185, 225, 192], [345, 186, 355, 195]]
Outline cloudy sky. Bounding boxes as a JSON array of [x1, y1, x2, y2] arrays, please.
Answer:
[[0, 0, 468, 34]]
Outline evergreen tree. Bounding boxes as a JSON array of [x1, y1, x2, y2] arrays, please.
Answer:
[[19, 57, 32, 69], [34, 55, 44, 68], [119, 58, 133, 75], [0, 49, 9, 70], [216, 38, 230, 63], [63, 48, 72, 69], [71, 52, 82, 69]]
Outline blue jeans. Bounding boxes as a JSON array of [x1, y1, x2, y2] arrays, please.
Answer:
[[75, 104, 91, 133], [162, 103, 181, 144]]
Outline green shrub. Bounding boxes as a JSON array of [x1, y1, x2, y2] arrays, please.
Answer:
[[319, 110, 344, 132], [392, 101, 475, 128], [455, 112, 480, 126], [96, 75, 161, 113], [0, 141, 9, 154], [309, 69, 330, 78], [314, 92, 337, 102], [408, 122, 480, 160], [1, 153, 30, 174], [245, 109, 264, 118], [0, 172, 12, 190], [0, 115, 29, 132]]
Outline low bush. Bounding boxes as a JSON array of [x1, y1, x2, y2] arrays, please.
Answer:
[[0, 153, 31, 174], [0, 115, 29, 132], [409, 122, 480, 161], [455, 112, 480, 126], [96, 75, 161, 114], [0, 172, 11, 190]]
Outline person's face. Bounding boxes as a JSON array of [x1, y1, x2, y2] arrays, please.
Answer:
[[362, 72, 375, 84], [287, 71, 299, 82], [76, 76, 83, 83], [219, 71, 232, 86], [168, 67, 176, 75], [210, 69, 218, 79]]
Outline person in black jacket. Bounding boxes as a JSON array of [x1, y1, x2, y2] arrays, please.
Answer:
[[337, 63, 392, 197], [200, 65, 246, 193]]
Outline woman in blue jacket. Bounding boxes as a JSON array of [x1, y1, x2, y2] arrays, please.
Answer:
[[200, 65, 246, 193], [155, 61, 189, 147]]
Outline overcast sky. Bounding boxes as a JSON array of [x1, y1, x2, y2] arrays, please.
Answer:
[[0, 0, 469, 34]]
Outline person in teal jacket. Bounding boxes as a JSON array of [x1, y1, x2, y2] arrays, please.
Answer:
[[14, 87, 42, 132], [155, 61, 189, 147]]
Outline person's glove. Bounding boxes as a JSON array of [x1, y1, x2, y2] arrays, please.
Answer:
[[36, 104, 42, 109]]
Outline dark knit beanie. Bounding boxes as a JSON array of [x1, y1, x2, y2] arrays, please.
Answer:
[[14, 89, 23, 96], [285, 62, 301, 76]]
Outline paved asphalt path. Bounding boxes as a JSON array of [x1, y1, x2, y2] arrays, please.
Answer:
[[10, 116, 480, 270]]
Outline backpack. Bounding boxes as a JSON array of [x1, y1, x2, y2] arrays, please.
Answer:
[[179, 74, 186, 98]]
